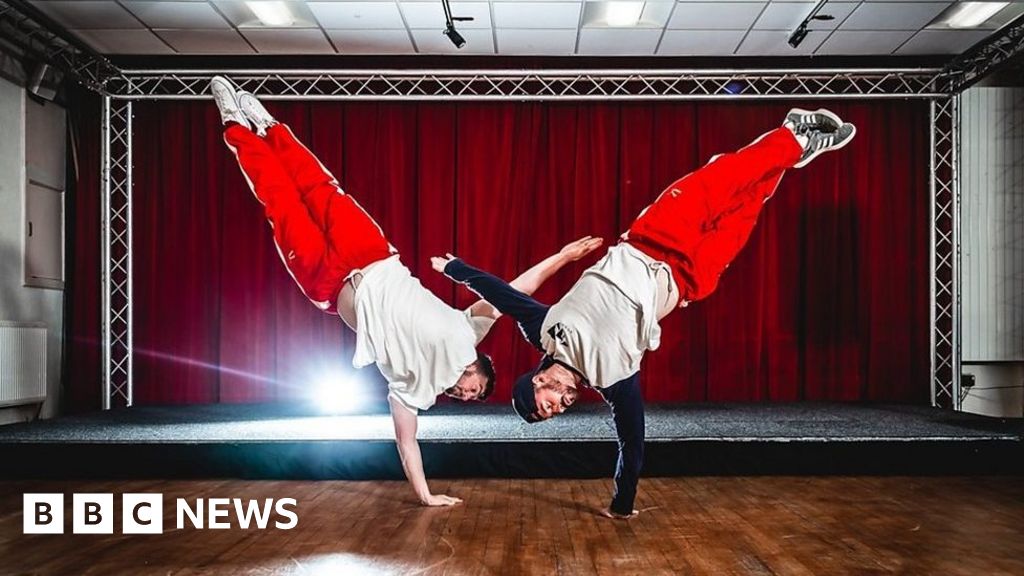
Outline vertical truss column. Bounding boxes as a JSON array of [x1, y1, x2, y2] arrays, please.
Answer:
[[100, 97, 133, 409], [929, 96, 961, 409]]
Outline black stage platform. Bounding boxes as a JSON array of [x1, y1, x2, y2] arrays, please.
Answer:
[[0, 403, 1020, 479]]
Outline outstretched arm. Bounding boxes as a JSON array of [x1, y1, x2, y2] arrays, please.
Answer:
[[464, 236, 603, 320], [389, 395, 462, 507], [598, 373, 645, 519]]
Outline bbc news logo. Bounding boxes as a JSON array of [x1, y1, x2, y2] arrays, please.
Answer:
[[23, 493, 298, 534]]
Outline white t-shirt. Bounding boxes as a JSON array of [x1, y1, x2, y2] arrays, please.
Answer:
[[540, 243, 672, 389], [351, 255, 495, 413]]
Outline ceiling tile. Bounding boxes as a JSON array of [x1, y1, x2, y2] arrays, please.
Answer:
[[815, 30, 916, 55], [155, 29, 255, 53], [493, 3, 582, 28], [242, 29, 336, 53], [753, 2, 857, 31], [120, 2, 230, 29], [28, 1, 143, 29], [326, 29, 415, 54], [71, 29, 175, 54], [896, 29, 992, 55], [668, 3, 767, 30], [577, 28, 661, 54], [841, 2, 952, 31], [308, 2, 406, 29], [658, 30, 746, 54], [496, 28, 577, 54], [736, 29, 828, 55], [411, 28, 495, 53], [402, 2, 492, 29]]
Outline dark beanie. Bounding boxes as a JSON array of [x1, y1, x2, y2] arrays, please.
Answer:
[[511, 371, 540, 423]]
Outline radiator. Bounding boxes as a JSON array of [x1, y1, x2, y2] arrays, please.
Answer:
[[0, 322, 47, 407]]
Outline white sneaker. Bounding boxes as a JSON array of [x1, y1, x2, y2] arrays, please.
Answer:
[[210, 76, 248, 129], [237, 91, 277, 136]]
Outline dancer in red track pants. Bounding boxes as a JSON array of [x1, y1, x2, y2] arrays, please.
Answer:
[[210, 77, 602, 507], [433, 110, 856, 519]]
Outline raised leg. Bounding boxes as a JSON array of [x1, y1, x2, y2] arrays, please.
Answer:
[[223, 123, 336, 311], [624, 127, 802, 303]]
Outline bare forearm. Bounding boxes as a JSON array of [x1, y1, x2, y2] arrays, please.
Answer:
[[395, 438, 432, 503], [509, 253, 570, 296]]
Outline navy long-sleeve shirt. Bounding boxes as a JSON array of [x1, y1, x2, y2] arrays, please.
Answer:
[[444, 258, 645, 515]]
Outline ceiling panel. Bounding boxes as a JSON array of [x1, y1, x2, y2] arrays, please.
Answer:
[[815, 30, 917, 54], [658, 29, 747, 54], [896, 29, 991, 54], [29, 1, 143, 29], [753, 2, 857, 31], [841, 2, 952, 30], [242, 29, 335, 53], [402, 2, 492, 29], [496, 28, 577, 54], [411, 28, 495, 53], [121, 1, 230, 29], [577, 29, 662, 54], [326, 29, 415, 54], [493, 3, 582, 28], [736, 29, 828, 55], [668, 3, 767, 30], [18, 0, 1014, 57], [155, 28, 254, 53], [71, 29, 175, 54], [307, 1, 406, 29]]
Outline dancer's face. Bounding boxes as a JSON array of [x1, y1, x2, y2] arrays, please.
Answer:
[[531, 365, 580, 420], [444, 370, 487, 401]]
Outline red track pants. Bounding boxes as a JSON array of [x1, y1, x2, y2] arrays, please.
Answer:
[[625, 127, 803, 305], [224, 123, 394, 313]]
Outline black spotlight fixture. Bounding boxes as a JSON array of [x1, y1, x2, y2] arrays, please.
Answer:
[[788, 0, 835, 49], [444, 22, 466, 49], [441, 0, 473, 49]]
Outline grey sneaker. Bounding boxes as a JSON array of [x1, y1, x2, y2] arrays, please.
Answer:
[[237, 91, 278, 136], [794, 122, 856, 168], [785, 108, 842, 136], [210, 76, 248, 129]]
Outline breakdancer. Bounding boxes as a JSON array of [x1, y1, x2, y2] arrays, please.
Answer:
[[210, 77, 602, 507], [432, 110, 856, 518]]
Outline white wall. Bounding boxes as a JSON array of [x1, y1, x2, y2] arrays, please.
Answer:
[[0, 76, 65, 424], [959, 86, 1024, 417]]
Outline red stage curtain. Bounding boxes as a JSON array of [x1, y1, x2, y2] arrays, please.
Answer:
[[70, 100, 931, 407]]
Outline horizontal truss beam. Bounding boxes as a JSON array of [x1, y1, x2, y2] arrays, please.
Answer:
[[109, 69, 944, 100]]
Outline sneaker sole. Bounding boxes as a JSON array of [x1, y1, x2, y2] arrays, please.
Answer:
[[793, 122, 856, 168]]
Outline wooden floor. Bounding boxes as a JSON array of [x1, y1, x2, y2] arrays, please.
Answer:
[[1, 477, 1022, 575]]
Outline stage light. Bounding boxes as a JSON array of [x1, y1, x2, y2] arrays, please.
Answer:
[[945, 2, 1008, 28], [788, 0, 834, 49], [313, 372, 368, 414], [606, 2, 644, 27], [444, 23, 466, 49], [246, 1, 295, 27]]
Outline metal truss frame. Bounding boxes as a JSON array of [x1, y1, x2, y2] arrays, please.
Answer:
[[0, 0, 122, 93], [929, 97, 961, 410], [109, 68, 944, 100], [940, 14, 1024, 93], [101, 98, 133, 409]]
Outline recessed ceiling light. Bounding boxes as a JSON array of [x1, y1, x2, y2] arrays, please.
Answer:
[[606, 2, 644, 27], [246, 1, 295, 27], [945, 2, 1008, 28]]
